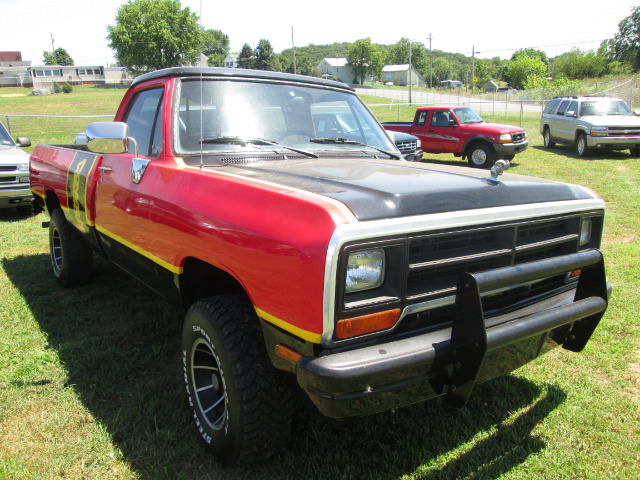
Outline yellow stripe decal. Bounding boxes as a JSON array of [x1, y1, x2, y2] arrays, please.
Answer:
[[255, 307, 322, 344], [95, 225, 183, 274]]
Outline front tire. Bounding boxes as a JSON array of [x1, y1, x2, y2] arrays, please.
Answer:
[[576, 133, 590, 157], [182, 295, 294, 466], [543, 128, 556, 148], [467, 143, 495, 169], [49, 209, 93, 287]]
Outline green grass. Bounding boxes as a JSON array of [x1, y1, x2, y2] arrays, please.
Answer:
[[1, 87, 639, 479]]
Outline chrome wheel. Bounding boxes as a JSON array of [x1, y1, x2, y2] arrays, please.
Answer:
[[191, 338, 227, 431]]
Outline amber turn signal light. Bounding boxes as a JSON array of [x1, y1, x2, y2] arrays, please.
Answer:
[[335, 309, 401, 339], [275, 344, 303, 364]]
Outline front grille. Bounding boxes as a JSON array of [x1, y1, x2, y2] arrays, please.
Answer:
[[604, 126, 640, 137], [0, 176, 18, 183], [406, 216, 581, 301], [396, 139, 419, 154], [511, 132, 526, 142], [338, 212, 603, 340], [0, 165, 18, 172]]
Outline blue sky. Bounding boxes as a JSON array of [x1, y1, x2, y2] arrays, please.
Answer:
[[2, 0, 638, 66]]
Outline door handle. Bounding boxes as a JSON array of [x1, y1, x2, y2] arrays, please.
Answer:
[[98, 166, 112, 173]]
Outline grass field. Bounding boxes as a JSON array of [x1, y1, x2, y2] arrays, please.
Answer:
[[1, 86, 639, 479]]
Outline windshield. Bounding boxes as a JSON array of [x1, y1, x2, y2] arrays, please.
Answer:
[[453, 107, 483, 124], [174, 79, 396, 156], [580, 100, 632, 116], [0, 122, 14, 146]]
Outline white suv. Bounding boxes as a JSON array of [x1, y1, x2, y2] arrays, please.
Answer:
[[540, 96, 640, 157]]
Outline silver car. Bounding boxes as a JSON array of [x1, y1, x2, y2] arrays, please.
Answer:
[[540, 95, 640, 157], [0, 121, 33, 214]]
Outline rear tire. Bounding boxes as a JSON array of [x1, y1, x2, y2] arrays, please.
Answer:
[[182, 295, 294, 466], [467, 143, 495, 169], [49, 209, 93, 287]]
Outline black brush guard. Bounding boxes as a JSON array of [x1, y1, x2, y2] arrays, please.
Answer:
[[297, 249, 608, 418]]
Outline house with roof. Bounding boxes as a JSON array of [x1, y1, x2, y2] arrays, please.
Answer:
[[316, 58, 374, 85], [382, 64, 425, 87]]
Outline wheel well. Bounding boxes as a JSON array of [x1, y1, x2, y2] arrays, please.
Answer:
[[179, 257, 249, 308], [463, 139, 493, 159], [44, 190, 61, 215], [575, 130, 587, 142]]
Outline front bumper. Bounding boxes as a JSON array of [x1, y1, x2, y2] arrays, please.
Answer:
[[493, 140, 529, 157], [296, 250, 608, 418], [0, 185, 34, 209], [586, 134, 640, 150]]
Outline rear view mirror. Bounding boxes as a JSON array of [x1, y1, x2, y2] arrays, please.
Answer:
[[86, 122, 130, 154]]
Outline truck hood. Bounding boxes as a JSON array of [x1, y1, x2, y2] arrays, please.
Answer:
[[0, 145, 30, 165], [580, 114, 640, 127], [218, 157, 592, 221], [464, 122, 525, 134]]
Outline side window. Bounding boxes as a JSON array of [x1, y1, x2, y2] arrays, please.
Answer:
[[565, 101, 578, 116], [556, 100, 570, 116], [430, 110, 451, 127], [543, 99, 560, 114], [124, 87, 164, 157], [415, 110, 428, 126]]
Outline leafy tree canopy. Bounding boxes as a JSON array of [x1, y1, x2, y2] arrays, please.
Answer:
[[255, 39, 280, 71], [202, 29, 229, 67], [511, 48, 548, 65], [237, 43, 255, 69], [43, 48, 74, 66], [605, 5, 640, 70], [347, 38, 383, 85], [503, 56, 548, 90], [107, 0, 200, 73]]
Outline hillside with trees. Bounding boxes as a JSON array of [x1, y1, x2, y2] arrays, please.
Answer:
[[107, 1, 640, 89]]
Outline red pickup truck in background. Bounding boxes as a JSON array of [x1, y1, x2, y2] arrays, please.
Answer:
[[383, 106, 528, 168], [29, 68, 608, 466]]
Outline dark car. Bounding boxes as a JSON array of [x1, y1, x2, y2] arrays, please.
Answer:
[[387, 130, 423, 161]]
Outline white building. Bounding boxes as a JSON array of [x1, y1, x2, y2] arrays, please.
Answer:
[[316, 58, 373, 85], [382, 64, 425, 87]]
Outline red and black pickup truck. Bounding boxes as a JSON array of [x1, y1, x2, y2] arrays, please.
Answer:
[[383, 106, 529, 168], [30, 67, 608, 466]]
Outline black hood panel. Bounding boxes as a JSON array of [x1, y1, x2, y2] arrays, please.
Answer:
[[215, 158, 592, 221]]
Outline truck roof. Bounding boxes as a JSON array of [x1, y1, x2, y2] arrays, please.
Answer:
[[132, 67, 355, 92]]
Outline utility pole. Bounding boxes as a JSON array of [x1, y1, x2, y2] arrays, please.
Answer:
[[471, 45, 476, 95], [291, 27, 297, 75], [428, 33, 433, 89], [409, 40, 412, 105], [50, 33, 57, 64]]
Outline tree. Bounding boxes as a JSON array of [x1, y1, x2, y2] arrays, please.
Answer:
[[254, 39, 280, 71], [237, 43, 255, 69], [502, 56, 547, 89], [201, 29, 229, 67], [385, 38, 428, 73], [550, 48, 608, 80], [606, 6, 640, 70], [511, 48, 549, 66], [107, 0, 200, 73], [43, 48, 74, 66], [347, 38, 383, 85]]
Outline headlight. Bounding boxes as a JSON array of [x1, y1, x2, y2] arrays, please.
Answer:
[[345, 249, 385, 293], [579, 218, 592, 246], [590, 126, 607, 137], [17, 163, 29, 173], [498, 133, 512, 143]]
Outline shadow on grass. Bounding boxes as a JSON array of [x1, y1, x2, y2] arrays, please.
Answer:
[[531, 144, 635, 161], [3, 252, 566, 480]]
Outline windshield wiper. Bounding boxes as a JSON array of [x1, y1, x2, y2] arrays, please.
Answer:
[[200, 136, 319, 158], [310, 138, 402, 160]]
